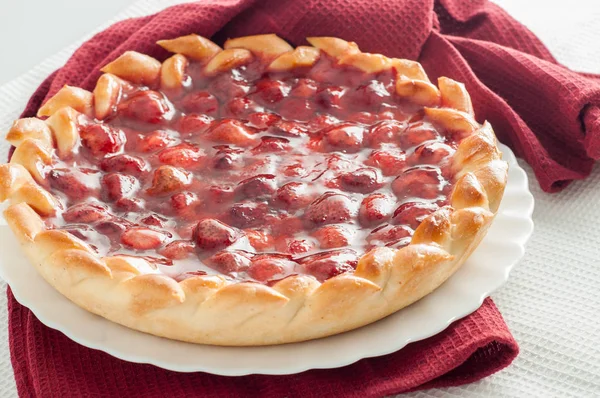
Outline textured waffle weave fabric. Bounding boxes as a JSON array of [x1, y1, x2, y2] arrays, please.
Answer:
[[3, 0, 600, 396]]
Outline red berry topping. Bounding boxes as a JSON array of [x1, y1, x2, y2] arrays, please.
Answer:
[[251, 136, 291, 153], [316, 86, 346, 109], [211, 146, 243, 170], [305, 192, 356, 225], [100, 154, 148, 176], [80, 124, 124, 157], [349, 80, 390, 109], [134, 130, 176, 153], [312, 225, 351, 249], [254, 79, 291, 104], [392, 167, 444, 200], [228, 202, 269, 228], [118, 91, 171, 124], [367, 224, 412, 246], [205, 250, 252, 274], [95, 219, 129, 236], [408, 142, 453, 166], [114, 197, 143, 212], [180, 91, 219, 116], [309, 114, 340, 131], [205, 119, 257, 146], [159, 240, 196, 260], [346, 111, 379, 124], [44, 47, 462, 285], [247, 254, 295, 282], [399, 122, 440, 149], [322, 124, 364, 153], [48, 169, 100, 201], [248, 112, 281, 129], [299, 249, 357, 282], [147, 165, 191, 196], [193, 219, 239, 250], [365, 149, 407, 176], [224, 97, 263, 118], [140, 214, 167, 227], [278, 98, 315, 121], [157, 143, 205, 169], [245, 229, 273, 250], [170, 192, 201, 215], [291, 78, 318, 98], [392, 202, 439, 229], [275, 182, 313, 210], [176, 114, 213, 136], [270, 120, 308, 137], [206, 185, 235, 205], [339, 168, 382, 193], [358, 193, 394, 227], [236, 174, 277, 199], [364, 120, 406, 148], [121, 227, 169, 250], [208, 73, 249, 101], [102, 173, 137, 202], [62, 203, 110, 223]]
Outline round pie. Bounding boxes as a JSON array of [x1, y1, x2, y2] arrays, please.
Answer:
[[0, 34, 507, 346]]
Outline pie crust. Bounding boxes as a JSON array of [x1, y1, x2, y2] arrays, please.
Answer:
[[0, 34, 507, 346]]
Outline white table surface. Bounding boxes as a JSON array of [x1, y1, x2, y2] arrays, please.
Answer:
[[0, 1, 599, 397]]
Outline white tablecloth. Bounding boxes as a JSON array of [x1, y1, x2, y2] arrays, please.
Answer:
[[0, 1, 599, 396]]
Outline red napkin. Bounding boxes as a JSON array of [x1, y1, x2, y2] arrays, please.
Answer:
[[11, 0, 598, 395], [9, 291, 516, 397]]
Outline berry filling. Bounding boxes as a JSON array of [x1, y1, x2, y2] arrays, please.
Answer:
[[44, 52, 457, 284]]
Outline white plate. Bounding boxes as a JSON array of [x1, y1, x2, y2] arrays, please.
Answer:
[[0, 143, 533, 376]]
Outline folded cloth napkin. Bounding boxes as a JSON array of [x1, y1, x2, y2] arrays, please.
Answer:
[[12, 0, 596, 395]]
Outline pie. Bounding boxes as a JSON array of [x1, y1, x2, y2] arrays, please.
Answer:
[[0, 34, 507, 346]]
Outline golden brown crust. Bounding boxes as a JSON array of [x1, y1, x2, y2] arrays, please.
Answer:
[[203, 48, 253, 76], [9, 139, 52, 183], [157, 34, 222, 61], [6, 118, 53, 148], [101, 51, 161, 85], [267, 46, 321, 72], [161, 54, 189, 90], [224, 34, 294, 62], [93, 73, 125, 120], [0, 34, 508, 346], [37, 85, 93, 118]]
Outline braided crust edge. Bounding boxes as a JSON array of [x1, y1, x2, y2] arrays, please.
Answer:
[[0, 34, 508, 346]]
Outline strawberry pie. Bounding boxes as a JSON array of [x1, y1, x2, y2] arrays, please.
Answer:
[[0, 34, 507, 345]]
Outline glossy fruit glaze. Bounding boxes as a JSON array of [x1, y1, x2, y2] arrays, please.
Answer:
[[44, 53, 458, 284]]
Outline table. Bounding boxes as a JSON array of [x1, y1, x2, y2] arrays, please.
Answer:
[[0, 1, 599, 396]]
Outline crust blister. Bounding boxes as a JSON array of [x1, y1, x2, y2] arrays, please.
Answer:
[[93, 73, 124, 120], [204, 48, 253, 76], [225, 34, 293, 62], [0, 33, 508, 346], [157, 34, 222, 61], [267, 46, 321, 72], [396, 78, 441, 106], [6, 118, 53, 149], [101, 51, 161, 85], [45, 107, 82, 158], [37, 86, 93, 118], [160, 54, 189, 90], [9, 139, 53, 183]]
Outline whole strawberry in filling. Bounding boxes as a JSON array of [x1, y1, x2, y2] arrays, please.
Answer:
[[47, 51, 458, 285]]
